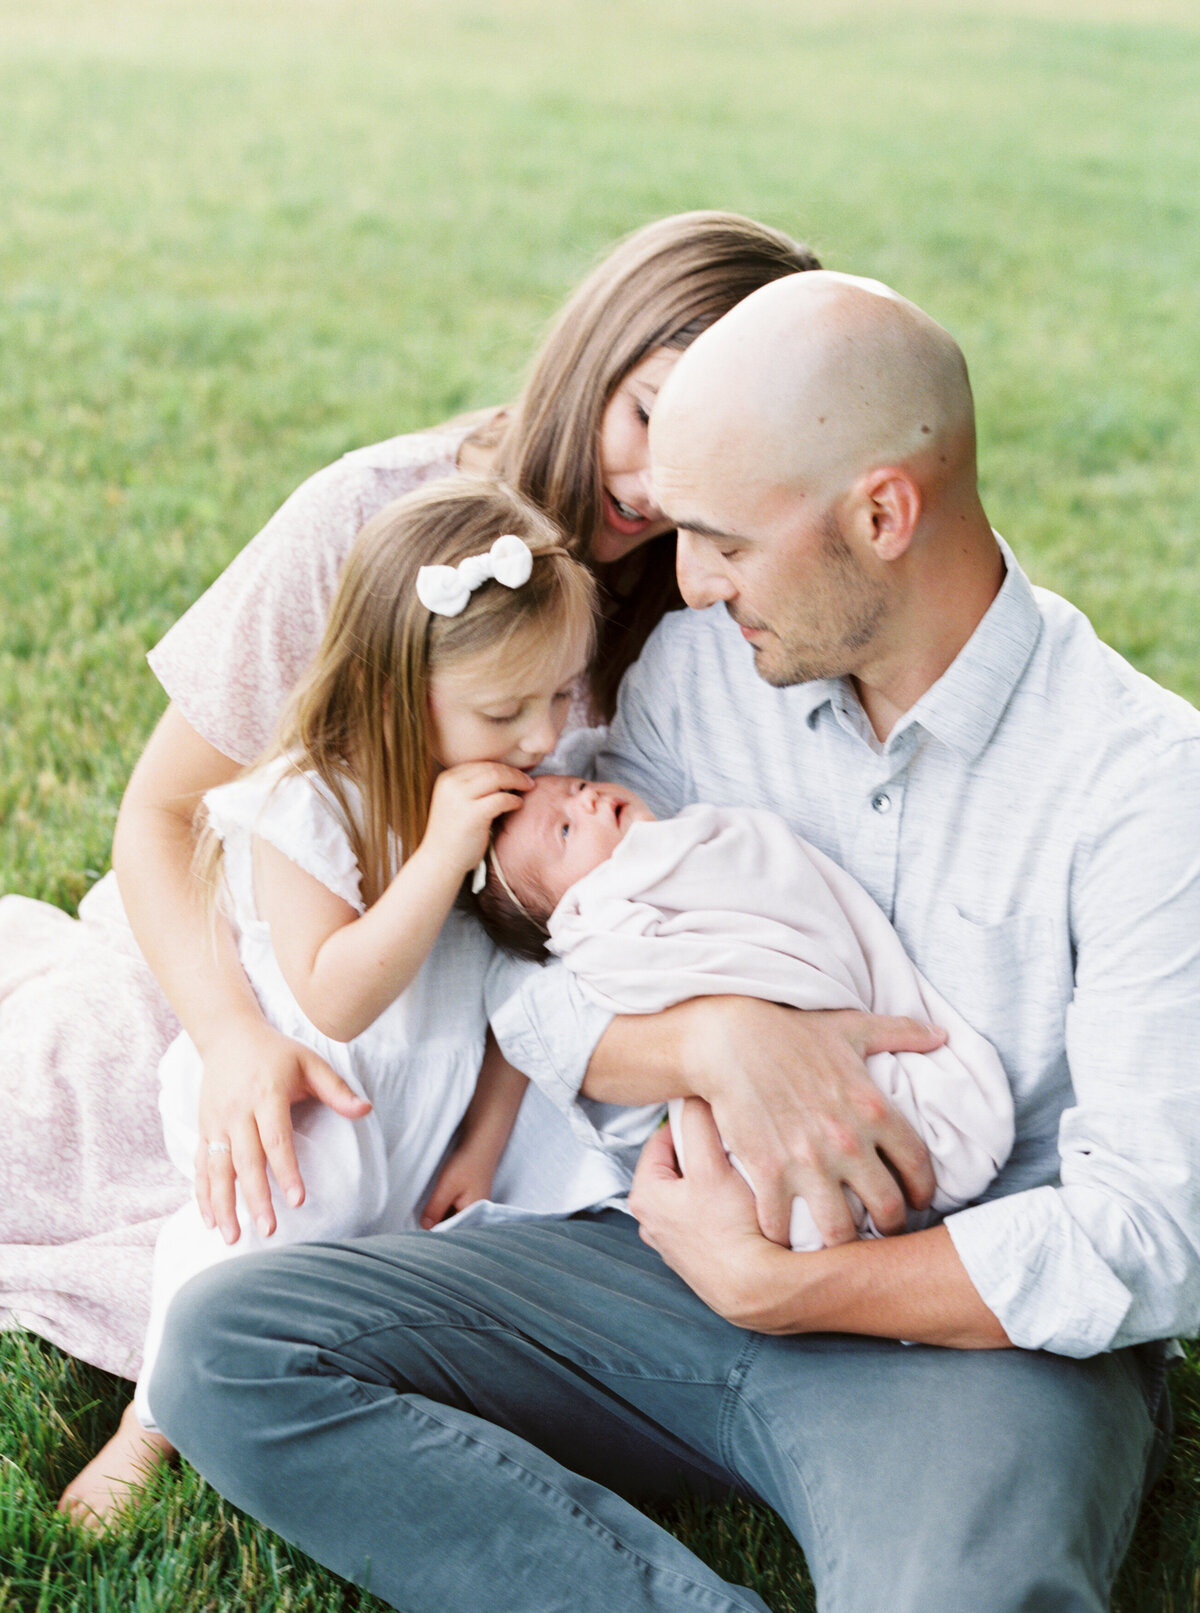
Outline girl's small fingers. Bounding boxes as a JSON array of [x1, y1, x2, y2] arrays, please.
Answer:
[[483, 764, 535, 793]]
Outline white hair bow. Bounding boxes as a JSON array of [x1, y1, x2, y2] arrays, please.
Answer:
[[416, 534, 534, 618]]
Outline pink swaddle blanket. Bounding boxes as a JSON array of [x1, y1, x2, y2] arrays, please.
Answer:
[[546, 803, 1014, 1251]]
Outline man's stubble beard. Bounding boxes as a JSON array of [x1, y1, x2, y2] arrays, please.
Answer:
[[751, 510, 888, 689]]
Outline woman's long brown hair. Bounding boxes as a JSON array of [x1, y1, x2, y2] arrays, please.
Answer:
[[489, 211, 821, 718]]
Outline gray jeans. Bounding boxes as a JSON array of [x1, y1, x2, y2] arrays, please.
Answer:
[[151, 1210, 1168, 1613]]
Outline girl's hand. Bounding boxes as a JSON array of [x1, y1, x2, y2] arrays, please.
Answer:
[[420, 1142, 497, 1228], [195, 1014, 372, 1244], [421, 762, 533, 876]]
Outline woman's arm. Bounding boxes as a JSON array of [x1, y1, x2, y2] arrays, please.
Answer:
[[113, 705, 369, 1243]]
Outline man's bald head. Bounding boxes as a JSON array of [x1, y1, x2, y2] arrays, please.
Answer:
[[650, 270, 977, 514]]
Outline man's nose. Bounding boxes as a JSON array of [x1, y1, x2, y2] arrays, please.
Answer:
[[675, 532, 734, 610]]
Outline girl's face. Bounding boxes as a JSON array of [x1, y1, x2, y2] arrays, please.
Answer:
[[592, 347, 681, 565], [427, 624, 591, 772]]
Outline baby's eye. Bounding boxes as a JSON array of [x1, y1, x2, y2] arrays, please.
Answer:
[[560, 820, 571, 841]]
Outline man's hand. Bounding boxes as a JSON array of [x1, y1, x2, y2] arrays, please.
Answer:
[[195, 1015, 372, 1243], [631, 1098, 1012, 1347], [681, 999, 944, 1246], [630, 1102, 793, 1330]]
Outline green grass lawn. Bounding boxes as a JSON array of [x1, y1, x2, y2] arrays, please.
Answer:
[[2, 0, 1199, 1606]]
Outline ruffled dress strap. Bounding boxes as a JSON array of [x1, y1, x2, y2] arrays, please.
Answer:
[[203, 758, 366, 922]]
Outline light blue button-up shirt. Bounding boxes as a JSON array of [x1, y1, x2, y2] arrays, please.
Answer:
[[489, 541, 1200, 1358]]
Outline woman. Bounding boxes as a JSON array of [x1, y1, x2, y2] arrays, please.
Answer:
[[0, 212, 819, 1390]]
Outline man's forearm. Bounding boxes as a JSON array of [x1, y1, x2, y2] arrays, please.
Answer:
[[581, 1005, 700, 1106], [709, 1223, 1010, 1348]]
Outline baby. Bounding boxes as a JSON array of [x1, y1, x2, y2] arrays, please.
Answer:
[[476, 775, 1015, 1250]]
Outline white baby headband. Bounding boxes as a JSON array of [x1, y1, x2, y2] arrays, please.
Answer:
[[470, 843, 543, 933], [416, 533, 534, 618]]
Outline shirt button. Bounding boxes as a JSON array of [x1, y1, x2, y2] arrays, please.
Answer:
[[871, 792, 892, 814]]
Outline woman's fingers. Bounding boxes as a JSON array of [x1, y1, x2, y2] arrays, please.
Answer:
[[197, 1135, 242, 1245], [301, 1063, 372, 1121], [193, 1142, 215, 1231], [229, 1120, 276, 1240], [252, 1092, 305, 1213]]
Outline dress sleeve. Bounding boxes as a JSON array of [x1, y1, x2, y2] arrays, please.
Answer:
[[205, 766, 366, 915], [147, 435, 461, 765]]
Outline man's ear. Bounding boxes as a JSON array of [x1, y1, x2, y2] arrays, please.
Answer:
[[855, 467, 921, 561]]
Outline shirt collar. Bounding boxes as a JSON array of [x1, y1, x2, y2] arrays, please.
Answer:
[[896, 535, 1042, 761], [791, 536, 1042, 760]]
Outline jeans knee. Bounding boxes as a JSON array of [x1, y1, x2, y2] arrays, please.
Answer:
[[148, 1250, 287, 1447]]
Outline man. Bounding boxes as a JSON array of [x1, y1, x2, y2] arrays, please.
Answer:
[[153, 272, 1200, 1610]]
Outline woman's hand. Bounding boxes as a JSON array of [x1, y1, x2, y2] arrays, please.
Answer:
[[420, 763, 532, 877], [194, 1014, 372, 1244], [629, 1101, 792, 1330]]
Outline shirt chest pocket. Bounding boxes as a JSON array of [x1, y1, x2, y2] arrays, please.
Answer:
[[921, 904, 1068, 1096]]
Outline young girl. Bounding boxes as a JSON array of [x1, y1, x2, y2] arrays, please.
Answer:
[[64, 479, 631, 1523]]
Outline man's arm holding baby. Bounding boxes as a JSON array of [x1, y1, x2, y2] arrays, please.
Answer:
[[619, 739, 1200, 1358], [628, 1095, 1011, 1348], [582, 997, 944, 1245]]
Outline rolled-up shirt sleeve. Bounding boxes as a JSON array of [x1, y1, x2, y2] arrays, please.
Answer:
[[485, 951, 664, 1152], [948, 736, 1200, 1356]]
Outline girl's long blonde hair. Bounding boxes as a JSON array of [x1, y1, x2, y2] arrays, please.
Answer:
[[201, 479, 596, 910]]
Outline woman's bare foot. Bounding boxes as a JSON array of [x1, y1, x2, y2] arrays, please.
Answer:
[[57, 1397, 176, 1530]]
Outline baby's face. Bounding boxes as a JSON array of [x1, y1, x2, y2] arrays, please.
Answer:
[[494, 775, 656, 913]]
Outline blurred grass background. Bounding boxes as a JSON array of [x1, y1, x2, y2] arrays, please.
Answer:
[[2, 0, 1198, 1606]]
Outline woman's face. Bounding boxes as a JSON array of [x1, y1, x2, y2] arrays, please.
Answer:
[[592, 347, 681, 564]]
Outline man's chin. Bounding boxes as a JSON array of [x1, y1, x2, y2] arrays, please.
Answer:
[[750, 643, 826, 690]]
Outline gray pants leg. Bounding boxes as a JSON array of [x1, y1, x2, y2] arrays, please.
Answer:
[[151, 1212, 1165, 1613]]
